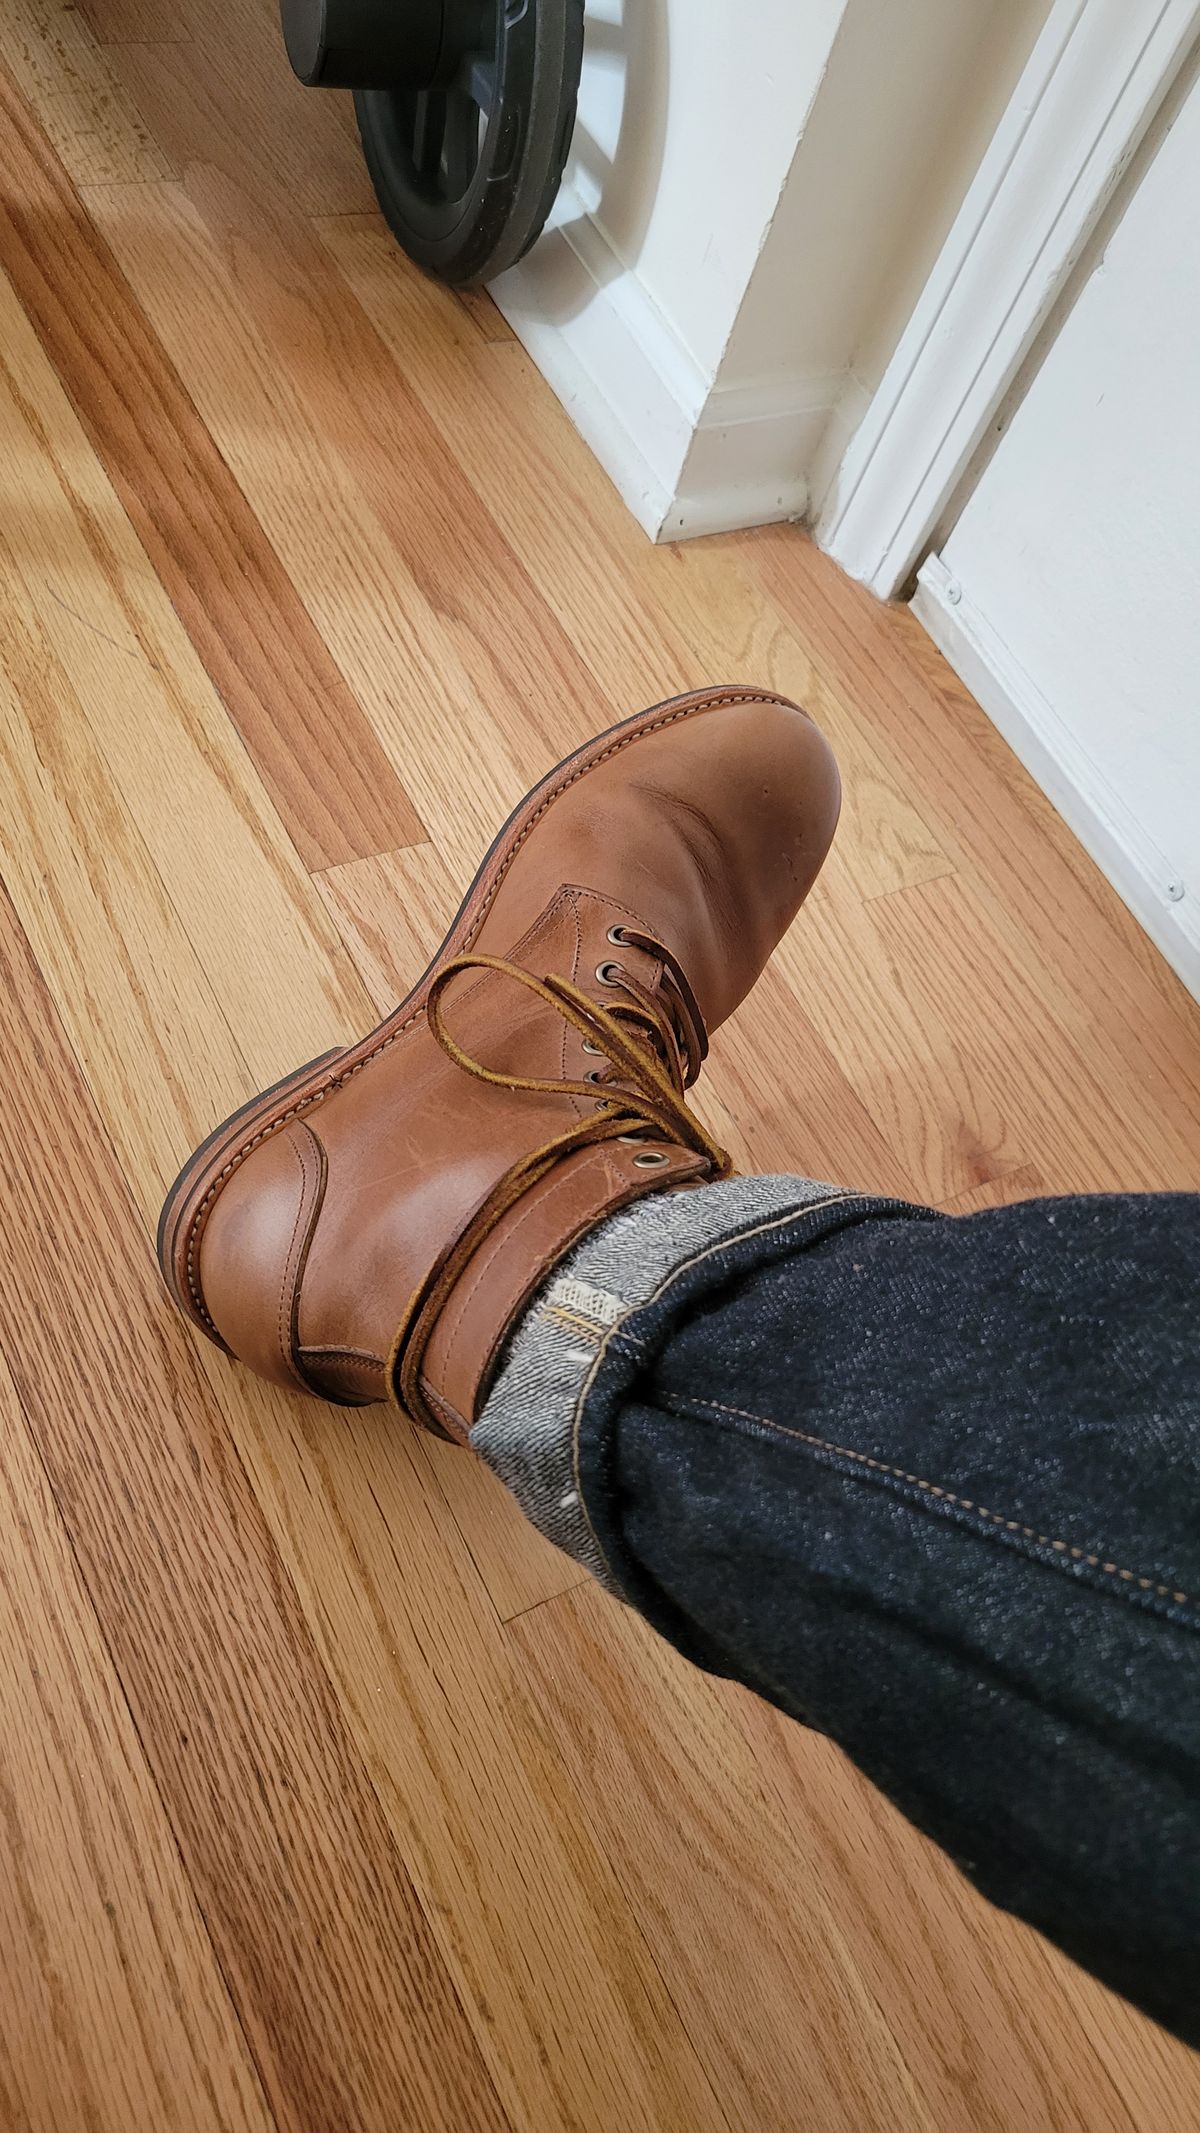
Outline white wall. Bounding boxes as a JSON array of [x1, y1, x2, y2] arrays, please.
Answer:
[[567, 0, 849, 382], [847, 0, 1052, 398], [493, 0, 1051, 540], [679, 0, 1051, 529], [494, 0, 853, 536], [915, 56, 1200, 998], [719, 0, 1049, 398]]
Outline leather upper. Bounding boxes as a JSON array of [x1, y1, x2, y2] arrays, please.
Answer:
[[194, 691, 840, 1438]]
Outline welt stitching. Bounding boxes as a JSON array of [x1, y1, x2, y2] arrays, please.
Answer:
[[675, 1393, 1196, 1612], [181, 690, 783, 1325]]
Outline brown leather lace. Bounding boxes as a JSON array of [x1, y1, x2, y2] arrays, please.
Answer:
[[390, 950, 731, 1429]]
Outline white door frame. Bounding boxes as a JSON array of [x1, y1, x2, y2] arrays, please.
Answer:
[[816, 0, 1200, 599]]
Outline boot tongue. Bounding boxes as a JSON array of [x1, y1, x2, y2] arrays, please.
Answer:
[[608, 924, 709, 1086]]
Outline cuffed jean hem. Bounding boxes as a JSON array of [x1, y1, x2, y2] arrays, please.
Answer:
[[472, 1174, 929, 1606]]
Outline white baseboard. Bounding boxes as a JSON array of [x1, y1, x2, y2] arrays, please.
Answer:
[[914, 554, 1200, 1003], [662, 370, 836, 542], [492, 187, 703, 539], [493, 188, 838, 542]]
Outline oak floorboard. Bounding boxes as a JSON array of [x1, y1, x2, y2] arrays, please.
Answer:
[[0, 1350, 274, 2133], [0, 885, 509, 2133], [0, 70, 424, 869], [3, 5, 1199, 2120]]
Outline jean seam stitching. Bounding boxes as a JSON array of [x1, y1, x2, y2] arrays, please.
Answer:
[[566, 1192, 867, 1588], [668, 1393, 1197, 1616], [540, 1305, 606, 1341]]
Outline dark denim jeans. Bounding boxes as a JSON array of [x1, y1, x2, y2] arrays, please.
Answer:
[[507, 1188, 1200, 2044]]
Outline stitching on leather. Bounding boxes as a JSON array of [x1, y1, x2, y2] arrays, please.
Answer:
[[180, 691, 785, 1326], [278, 1130, 313, 1387], [422, 1381, 468, 1438], [423, 883, 578, 1028], [564, 891, 580, 1092], [300, 1345, 384, 1365], [673, 1393, 1197, 1613]]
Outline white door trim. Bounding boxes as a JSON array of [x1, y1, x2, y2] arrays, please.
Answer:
[[816, 0, 1200, 598], [914, 555, 1200, 1001]]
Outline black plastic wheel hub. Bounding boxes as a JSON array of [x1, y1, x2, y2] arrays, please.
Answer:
[[280, 0, 584, 285]]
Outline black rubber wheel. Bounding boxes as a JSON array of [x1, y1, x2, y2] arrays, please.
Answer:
[[354, 0, 584, 286]]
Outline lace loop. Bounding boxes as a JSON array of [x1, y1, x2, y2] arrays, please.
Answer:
[[390, 951, 731, 1430]]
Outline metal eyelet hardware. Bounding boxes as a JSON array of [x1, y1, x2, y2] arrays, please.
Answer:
[[633, 1150, 669, 1168], [595, 961, 621, 986], [584, 1069, 603, 1083], [581, 1039, 603, 1054], [617, 1131, 647, 1144], [606, 925, 628, 946]]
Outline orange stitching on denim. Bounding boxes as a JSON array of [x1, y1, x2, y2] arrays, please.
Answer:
[[541, 1305, 607, 1341], [677, 1395, 1196, 1612], [565, 1195, 865, 1590]]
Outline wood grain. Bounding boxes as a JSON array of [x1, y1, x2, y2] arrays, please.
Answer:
[[752, 525, 1200, 1160], [735, 1690, 1198, 2133], [0, 1350, 272, 2133], [108, 11, 375, 217], [0, 883, 508, 2133], [0, 66, 425, 870], [214, 1370, 730, 2132], [942, 1166, 1047, 1214], [516, 1585, 1196, 2132], [2, 6, 1199, 2123], [455, 282, 518, 344], [315, 838, 465, 1008], [513, 1584, 930, 2133], [77, 0, 190, 45], [87, 173, 577, 875], [320, 210, 957, 906], [0, 268, 376, 1198], [2, 0, 172, 184]]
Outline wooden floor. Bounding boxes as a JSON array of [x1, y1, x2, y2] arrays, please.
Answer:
[[1, 3, 1199, 2129]]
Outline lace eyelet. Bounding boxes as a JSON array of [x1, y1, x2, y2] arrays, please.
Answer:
[[584, 1069, 603, 1083], [581, 1039, 603, 1055], [596, 961, 621, 986], [606, 925, 628, 947], [633, 1150, 670, 1169]]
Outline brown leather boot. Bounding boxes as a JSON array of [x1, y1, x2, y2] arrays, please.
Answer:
[[158, 687, 839, 1441]]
